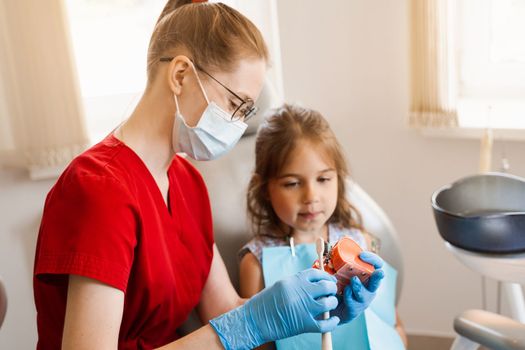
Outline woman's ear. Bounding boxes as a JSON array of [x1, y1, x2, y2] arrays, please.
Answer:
[[167, 55, 192, 95]]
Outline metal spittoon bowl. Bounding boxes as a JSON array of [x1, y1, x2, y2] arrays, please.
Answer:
[[432, 172, 525, 323], [432, 172, 525, 254]]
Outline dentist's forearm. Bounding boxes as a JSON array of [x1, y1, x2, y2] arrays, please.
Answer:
[[198, 296, 247, 323], [159, 300, 251, 350], [196, 245, 248, 323], [155, 324, 225, 350]]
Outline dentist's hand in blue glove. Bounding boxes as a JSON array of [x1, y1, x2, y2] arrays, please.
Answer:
[[210, 268, 340, 350], [333, 251, 385, 324]]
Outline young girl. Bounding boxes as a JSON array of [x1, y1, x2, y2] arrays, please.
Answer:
[[239, 104, 408, 349]]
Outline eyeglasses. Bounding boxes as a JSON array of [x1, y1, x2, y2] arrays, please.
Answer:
[[160, 57, 258, 122]]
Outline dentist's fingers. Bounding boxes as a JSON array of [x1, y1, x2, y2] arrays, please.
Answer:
[[349, 276, 364, 303], [301, 268, 337, 283], [299, 269, 338, 299], [317, 316, 340, 333], [359, 251, 384, 269], [310, 280, 337, 298], [366, 269, 384, 293], [314, 295, 339, 314]]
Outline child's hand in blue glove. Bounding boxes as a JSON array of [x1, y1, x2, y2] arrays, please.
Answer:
[[332, 251, 385, 324], [210, 268, 340, 350]]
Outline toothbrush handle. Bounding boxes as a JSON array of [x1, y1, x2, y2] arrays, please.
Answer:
[[321, 312, 333, 350], [317, 238, 333, 350]]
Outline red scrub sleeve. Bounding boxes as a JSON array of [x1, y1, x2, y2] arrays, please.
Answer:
[[35, 174, 138, 292]]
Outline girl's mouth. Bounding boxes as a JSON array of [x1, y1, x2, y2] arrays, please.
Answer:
[[298, 211, 321, 220]]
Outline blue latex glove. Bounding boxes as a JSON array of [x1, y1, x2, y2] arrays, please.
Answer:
[[209, 268, 340, 350], [332, 251, 385, 324]]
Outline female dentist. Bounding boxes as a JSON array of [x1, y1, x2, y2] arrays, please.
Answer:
[[33, 1, 384, 349]]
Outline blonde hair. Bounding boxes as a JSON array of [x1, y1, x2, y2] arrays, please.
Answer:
[[247, 104, 364, 238], [147, 0, 269, 82]]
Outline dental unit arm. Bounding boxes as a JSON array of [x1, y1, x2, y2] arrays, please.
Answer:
[[452, 309, 525, 350]]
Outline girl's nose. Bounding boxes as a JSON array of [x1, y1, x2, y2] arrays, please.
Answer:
[[303, 182, 320, 204]]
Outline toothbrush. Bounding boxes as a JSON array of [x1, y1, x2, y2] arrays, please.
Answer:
[[316, 237, 333, 350]]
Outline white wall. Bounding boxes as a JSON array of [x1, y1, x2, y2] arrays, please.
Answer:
[[2, 1, 525, 348], [276, 0, 525, 337], [0, 169, 55, 348]]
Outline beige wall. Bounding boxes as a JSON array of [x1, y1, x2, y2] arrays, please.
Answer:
[[276, 0, 525, 336], [1, 1, 525, 348], [0, 170, 52, 348]]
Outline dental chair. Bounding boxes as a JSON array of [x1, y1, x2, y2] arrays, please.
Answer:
[[180, 81, 405, 336], [189, 144, 525, 350], [183, 81, 525, 350]]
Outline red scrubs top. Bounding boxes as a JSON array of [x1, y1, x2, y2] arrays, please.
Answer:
[[33, 134, 214, 349]]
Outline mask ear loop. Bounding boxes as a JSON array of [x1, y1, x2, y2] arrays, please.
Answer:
[[173, 94, 181, 114], [173, 60, 208, 126], [190, 62, 210, 104]]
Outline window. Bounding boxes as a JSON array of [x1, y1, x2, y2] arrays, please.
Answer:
[[65, 0, 282, 143], [64, 0, 166, 142], [457, 0, 525, 129]]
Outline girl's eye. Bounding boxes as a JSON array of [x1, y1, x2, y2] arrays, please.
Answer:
[[283, 181, 300, 188], [318, 177, 332, 183]]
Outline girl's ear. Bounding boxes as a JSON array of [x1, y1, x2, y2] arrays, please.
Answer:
[[167, 55, 193, 95]]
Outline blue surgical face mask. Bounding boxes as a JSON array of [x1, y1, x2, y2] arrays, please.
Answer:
[[173, 64, 248, 161]]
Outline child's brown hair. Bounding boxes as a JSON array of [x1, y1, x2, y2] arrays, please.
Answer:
[[247, 104, 364, 238], [147, 0, 269, 83]]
